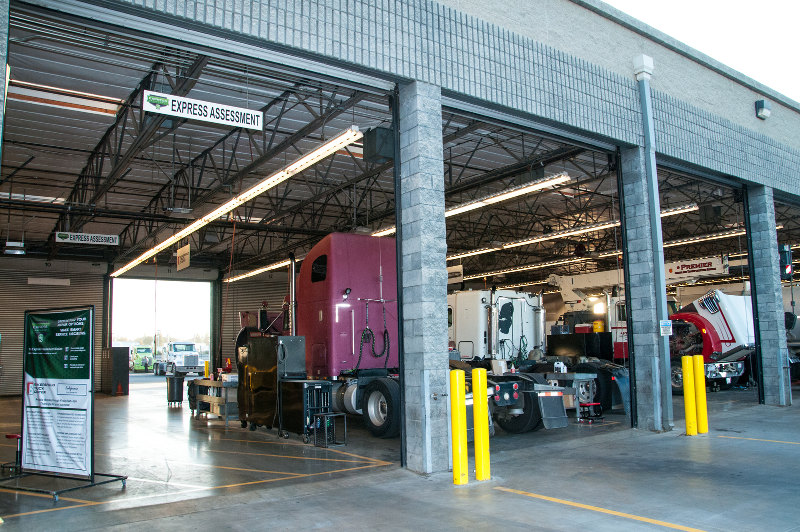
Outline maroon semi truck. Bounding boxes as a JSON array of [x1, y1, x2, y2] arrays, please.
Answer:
[[237, 232, 572, 439]]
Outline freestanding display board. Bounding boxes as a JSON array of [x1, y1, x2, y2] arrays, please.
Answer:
[[22, 307, 94, 478], [0, 306, 126, 500]]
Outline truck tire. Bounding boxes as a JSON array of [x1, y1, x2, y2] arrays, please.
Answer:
[[494, 393, 542, 434], [573, 363, 613, 411], [670, 359, 684, 395], [361, 378, 401, 438]]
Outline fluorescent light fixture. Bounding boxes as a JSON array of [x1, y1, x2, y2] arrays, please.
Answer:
[[449, 203, 701, 261], [463, 257, 586, 281], [4, 241, 25, 255], [111, 126, 363, 277], [500, 220, 620, 251], [659, 203, 699, 217], [371, 172, 570, 237], [8, 80, 124, 116], [448, 246, 503, 261], [223, 259, 292, 283], [497, 280, 549, 290], [663, 228, 746, 248], [598, 250, 621, 258], [0, 192, 66, 204]]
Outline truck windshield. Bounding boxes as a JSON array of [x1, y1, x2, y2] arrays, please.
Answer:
[[173, 344, 195, 352]]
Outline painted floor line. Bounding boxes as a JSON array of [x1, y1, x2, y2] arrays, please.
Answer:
[[164, 460, 306, 477], [125, 477, 207, 489], [0, 487, 94, 504], [495, 487, 706, 532], [717, 435, 800, 445], [205, 448, 377, 463], [218, 437, 390, 464], [0, 459, 391, 520]]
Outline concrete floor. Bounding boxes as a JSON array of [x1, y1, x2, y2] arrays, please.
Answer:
[[0, 373, 798, 531]]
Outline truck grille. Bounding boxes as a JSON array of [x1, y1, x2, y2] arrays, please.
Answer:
[[184, 354, 199, 366]]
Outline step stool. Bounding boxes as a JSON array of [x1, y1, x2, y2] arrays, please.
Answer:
[[578, 402, 604, 424]]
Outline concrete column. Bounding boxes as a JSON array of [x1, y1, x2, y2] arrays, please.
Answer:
[[397, 81, 449, 474], [620, 147, 673, 431], [746, 185, 792, 406]]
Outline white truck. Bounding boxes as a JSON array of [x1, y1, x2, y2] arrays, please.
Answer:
[[547, 268, 753, 393], [153, 341, 208, 376], [447, 288, 618, 418]]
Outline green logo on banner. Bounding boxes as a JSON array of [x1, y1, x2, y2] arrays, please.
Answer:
[[57, 233, 68, 240], [147, 94, 169, 109], [25, 309, 92, 380]]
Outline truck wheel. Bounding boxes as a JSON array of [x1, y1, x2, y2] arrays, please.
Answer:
[[573, 363, 612, 411], [670, 360, 684, 395], [361, 378, 401, 438], [494, 393, 542, 434]]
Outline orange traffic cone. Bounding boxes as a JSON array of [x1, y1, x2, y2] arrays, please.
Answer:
[[116, 382, 123, 396]]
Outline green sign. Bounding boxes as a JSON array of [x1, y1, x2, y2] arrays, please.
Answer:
[[25, 309, 92, 380], [22, 306, 94, 478]]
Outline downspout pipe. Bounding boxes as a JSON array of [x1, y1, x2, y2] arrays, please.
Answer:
[[289, 252, 297, 335], [634, 54, 673, 431]]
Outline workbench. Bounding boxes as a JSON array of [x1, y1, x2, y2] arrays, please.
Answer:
[[191, 379, 239, 427]]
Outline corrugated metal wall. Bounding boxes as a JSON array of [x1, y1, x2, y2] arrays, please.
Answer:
[[0, 260, 107, 395], [218, 271, 289, 360]]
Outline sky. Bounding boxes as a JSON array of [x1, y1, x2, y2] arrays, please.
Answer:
[[112, 279, 211, 343], [601, 0, 800, 102]]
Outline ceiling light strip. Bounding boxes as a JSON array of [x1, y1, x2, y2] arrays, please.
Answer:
[[463, 257, 587, 281], [111, 126, 363, 277], [371, 172, 571, 237], [223, 259, 293, 283], [447, 203, 699, 262]]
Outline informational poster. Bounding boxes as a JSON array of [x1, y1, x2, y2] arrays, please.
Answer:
[[22, 307, 94, 479]]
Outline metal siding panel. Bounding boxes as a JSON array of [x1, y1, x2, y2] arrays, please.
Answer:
[[0, 269, 105, 395], [219, 273, 289, 360]]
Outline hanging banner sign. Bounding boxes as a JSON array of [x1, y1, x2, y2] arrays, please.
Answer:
[[142, 90, 263, 131], [55, 232, 119, 246], [176, 244, 190, 271], [22, 307, 94, 479], [447, 264, 464, 285], [665, 255, 728, 281]]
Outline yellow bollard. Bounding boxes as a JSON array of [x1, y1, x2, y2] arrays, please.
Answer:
[[682, 356, 697, 436], [204, 360, 210, 378], [450, 370, 468, 485], [692, 354, 708, 434], [471, 369, 491, 481]]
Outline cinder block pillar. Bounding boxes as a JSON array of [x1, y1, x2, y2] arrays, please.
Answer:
[[397, 81, 449, 473], [620, 146, 673, 432], [746, 185, 792, 406]]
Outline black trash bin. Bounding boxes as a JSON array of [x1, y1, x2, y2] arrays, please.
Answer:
[[166, 376, 184, 405]]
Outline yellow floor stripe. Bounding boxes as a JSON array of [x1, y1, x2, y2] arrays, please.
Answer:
[[218, 437, 390, 464], [495, 487, 706, 532], [166, 460, 305, 476], [206, 448, 374, 463], [0, 458, 391, 520], [717, 435, 800, 445], [0, 487, 94, 504], [1, 502, 101, 519]]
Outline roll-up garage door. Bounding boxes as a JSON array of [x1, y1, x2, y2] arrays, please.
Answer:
[[219, 272, 290, 360], [0, 267, 105, 395]]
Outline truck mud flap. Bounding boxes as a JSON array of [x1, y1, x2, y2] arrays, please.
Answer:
[[537, 393, 568, 429]]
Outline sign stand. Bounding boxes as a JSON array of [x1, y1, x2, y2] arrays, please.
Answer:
[[0, 306, 126, 501]]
